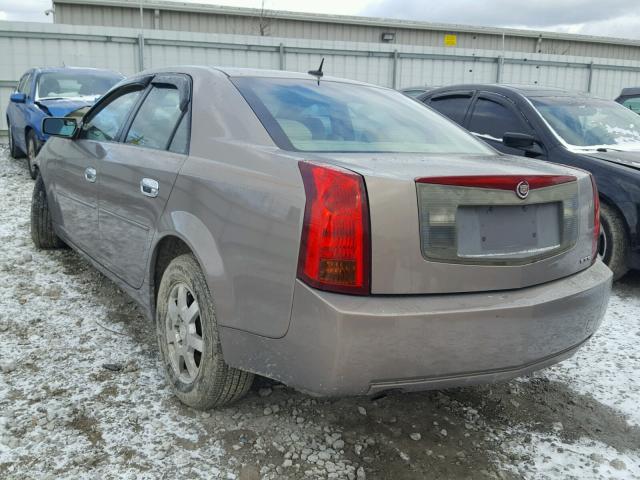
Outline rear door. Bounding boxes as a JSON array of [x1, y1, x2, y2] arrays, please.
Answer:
[[53, 82, 146, 256], [97, 74, 191, 288], [466, 92, 542, 157]]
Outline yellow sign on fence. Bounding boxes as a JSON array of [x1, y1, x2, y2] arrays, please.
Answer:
[[444, 34, 457, 47]]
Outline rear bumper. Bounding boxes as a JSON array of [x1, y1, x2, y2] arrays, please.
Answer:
[[220, 260, 612, 396]]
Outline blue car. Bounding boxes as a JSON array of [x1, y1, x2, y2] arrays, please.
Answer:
[[6, 67, 124, 178]]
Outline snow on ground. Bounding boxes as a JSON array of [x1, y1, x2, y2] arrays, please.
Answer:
[[0, 144, 639, 479], [544, 289, 640, 427]]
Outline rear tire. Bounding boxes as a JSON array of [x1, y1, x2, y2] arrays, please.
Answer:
[[599, 202, 629, 281], [7, 121, 25, 159], [31, 174, 65, 249], [156, 253, 254, 409], [26, 130, 39, 180]]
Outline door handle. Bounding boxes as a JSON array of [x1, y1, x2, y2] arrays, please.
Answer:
[[140, 178, 159, 198], [84, 167, 97, 183]]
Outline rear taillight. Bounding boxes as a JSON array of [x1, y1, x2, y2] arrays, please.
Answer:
[[590, 174, 600, 263], [297, 161, 370, 295]]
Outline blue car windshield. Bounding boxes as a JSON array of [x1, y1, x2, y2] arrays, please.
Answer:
[[232, 77, 493, 154], [36, 71, 122, 100], [532, 96, 640, 149]]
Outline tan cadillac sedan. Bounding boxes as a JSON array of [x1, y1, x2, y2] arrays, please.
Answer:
[[31, 66, 612, 409]]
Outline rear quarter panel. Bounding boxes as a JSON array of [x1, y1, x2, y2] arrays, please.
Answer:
[[157, 69, 305, 338]]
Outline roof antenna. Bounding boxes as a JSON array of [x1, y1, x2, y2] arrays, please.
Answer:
[[308, 58, 324, 85]]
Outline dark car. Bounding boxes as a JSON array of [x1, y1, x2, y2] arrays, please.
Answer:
[[6, 67, 124, 179], [615, 87, 640, 114], [417, 84, 640, 279]]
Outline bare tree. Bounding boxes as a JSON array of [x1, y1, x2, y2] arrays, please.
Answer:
[[258, 0, 271, 36]]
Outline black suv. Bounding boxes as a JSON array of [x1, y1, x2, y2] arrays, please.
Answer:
[[417, 84, 640, 279]]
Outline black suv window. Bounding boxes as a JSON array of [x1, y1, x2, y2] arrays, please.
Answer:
[[80, 88, 143, 142], [427, 94, 472, 124], [621, 96, 640, 114], [125, 86, 184, 151], [468, 97, 529, 140]]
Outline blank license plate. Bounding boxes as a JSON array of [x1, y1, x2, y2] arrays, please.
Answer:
[[456, 203, 561, 258]]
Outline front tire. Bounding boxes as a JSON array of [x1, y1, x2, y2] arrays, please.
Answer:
[[7, 121, 25, 159], [599, 202, 629, 281], [26, 130, 39, 180], [156, 254, 254, 409], [31, 174, 65, 249]]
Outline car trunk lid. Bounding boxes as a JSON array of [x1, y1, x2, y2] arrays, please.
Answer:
[[305, 152, 596, 294]]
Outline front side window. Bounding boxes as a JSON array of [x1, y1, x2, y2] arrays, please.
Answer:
[[468, 98, 530, 141], [125, 86, 184, 151], [621, 97, 640, 114], [232, 77, 493, 155], [17, 73, 29, 94], [532, 97, 640, 149], [428, 94, 472, 124], [80, 89, 143, 142], [36, 71, 122, 101]]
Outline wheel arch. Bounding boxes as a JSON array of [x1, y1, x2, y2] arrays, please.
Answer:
[[148, 212, 232, 323]]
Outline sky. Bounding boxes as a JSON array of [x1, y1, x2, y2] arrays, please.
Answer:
[[1, 0, 639, 40]]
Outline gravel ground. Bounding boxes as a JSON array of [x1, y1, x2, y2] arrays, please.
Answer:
[[0, 144, 639, 480]]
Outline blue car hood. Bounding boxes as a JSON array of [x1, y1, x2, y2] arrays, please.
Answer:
[[36, 96, 98, 117]]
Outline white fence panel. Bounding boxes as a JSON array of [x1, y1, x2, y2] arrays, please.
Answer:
[[3, 20, 640, 135]]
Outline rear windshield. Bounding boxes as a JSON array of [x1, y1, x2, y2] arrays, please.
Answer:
[[232, 77, 493, 154], [36, 71, 123, 101]]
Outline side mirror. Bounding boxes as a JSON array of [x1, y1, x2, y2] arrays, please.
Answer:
[[10, 92, 26, 103], [503, 132, 536, 149], [42, 117, 77, 138]]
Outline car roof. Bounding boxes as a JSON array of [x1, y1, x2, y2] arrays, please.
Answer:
[[618, 87, 640, 98], [31, 66, 124, 77], [210, 66, 383, 88], [425, 83, 594, 99], [400, 86, 432, 92]]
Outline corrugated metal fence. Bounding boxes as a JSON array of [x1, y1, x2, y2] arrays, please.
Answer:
[[3, 20, 640, 134]]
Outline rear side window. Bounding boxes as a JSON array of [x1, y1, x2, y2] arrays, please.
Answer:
[[468, 98, 530, 140], [125, 86, 184, 151], [80, 89, 143, 142], [428, 94, 472, 124], [168, 114, 189, 154]]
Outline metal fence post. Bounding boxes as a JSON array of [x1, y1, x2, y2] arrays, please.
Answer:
[[279, 43, 285, 70], [496, 56, 504, 83], [587, 61, 594, 93], [392, 49, 399, 89], [137, 33, 145, 71]]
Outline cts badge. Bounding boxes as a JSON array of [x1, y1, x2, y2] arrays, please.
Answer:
[[516, 180, 530, 199]]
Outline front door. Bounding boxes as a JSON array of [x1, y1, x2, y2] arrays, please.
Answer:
[[97, 74, 191, 288], [55, 85, 146, 256]]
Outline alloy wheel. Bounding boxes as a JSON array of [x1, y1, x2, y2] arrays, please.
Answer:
[[165, 282, 204, 384]]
